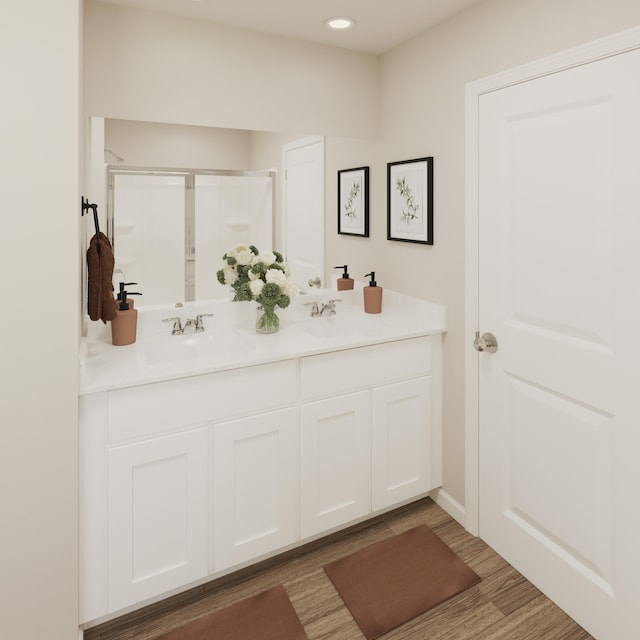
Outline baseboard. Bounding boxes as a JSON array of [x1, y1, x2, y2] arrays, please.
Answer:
[[429, 488, 467, 529]]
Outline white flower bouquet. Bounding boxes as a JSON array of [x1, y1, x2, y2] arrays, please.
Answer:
[[216, 244, 298, 331]]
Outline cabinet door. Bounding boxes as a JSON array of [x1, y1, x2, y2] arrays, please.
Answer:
[[372, 377, 432, 511], [300, 391, 371, 538], [212, 408, 298, 572], [108, 428, 208, 612]]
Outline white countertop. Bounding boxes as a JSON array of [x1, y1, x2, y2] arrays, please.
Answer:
[[79, 286, 447, 394]]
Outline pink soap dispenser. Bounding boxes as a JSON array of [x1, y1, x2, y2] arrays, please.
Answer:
[[363, 272, 382, 314], [111, 283, 142, 346], [334, 265, 355, 291]]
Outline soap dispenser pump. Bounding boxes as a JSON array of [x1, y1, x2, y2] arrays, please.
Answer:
[[111, 284, 142, 346], [334, 265, 354, 291], [117, 281, 138, 309], [363, 272, 382, 314]]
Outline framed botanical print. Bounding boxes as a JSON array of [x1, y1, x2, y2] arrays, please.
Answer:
[[338, 166, 369, 237], [387, 157, 433, 244]]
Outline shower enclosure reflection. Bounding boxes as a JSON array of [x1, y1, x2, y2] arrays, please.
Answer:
[[107, 167, 275, 305]]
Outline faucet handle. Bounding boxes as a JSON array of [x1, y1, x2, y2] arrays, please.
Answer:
[[195, 313, 214, 332], [326, 299, 342, 315], [162, 316, 183, 335], [304, 301, 320, 316]]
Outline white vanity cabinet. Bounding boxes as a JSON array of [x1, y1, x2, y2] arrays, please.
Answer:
[[80, 333, 442, 625], [80, 360, 298, 622], [298, 336, 440, 538]]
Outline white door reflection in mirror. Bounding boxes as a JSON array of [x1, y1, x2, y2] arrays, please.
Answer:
[[283, 136, 324, 289]]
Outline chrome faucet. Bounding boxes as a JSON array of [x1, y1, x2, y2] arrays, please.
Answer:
[[319, 299, 340, 316], [304, 301, 319, 316], [182, 318, 198, 335], [162, 316, 184, 335], [162, 313, 213, 335], [304, 299, 341, 317], [194, 313, 213, 332]]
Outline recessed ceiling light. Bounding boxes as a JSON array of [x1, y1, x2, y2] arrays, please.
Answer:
[[324, 16, 356, 31]]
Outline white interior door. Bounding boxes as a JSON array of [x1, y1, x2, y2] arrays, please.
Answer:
[[477, 48, 640, 639], [283, 136, 324, 288]]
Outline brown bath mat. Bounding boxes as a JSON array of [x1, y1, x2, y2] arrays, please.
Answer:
[[324, 524, 481, 640], [154, 585, 308, 640]]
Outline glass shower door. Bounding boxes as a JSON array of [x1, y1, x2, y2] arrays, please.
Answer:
[[108, 168, 274, 305], [194, 174, 274, 300], [110, 172, 187, 306]]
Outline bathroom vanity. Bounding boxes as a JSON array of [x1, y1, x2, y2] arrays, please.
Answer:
[[79, 287, 446, 625]]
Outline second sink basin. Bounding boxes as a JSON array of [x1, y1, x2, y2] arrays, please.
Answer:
[[294, 312, 389, 340]]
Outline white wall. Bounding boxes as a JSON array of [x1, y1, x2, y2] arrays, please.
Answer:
[[85, 0, 640, 514], [0, 2, 80, 640], [105, 119, 254, 169], [378, 0, 640, 506], [84, 1, 380, 139]]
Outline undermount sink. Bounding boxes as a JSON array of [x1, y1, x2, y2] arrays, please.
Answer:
[[143, 331, 247, 364], [294, 316, 352, 339], [294, 312, 388, 339]]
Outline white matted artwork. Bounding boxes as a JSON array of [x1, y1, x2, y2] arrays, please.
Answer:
[[387, 157, 433, 245], [338, 166, 369, 237]]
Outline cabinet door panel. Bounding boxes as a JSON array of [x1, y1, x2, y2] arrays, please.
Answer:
[[212, 408, 298, 572], [300, 391, 371, 538], [372, 377, 432, 511], [108, 428, 208, 612]]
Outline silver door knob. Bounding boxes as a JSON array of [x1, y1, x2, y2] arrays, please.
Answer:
[[474, 331, 498, 353]]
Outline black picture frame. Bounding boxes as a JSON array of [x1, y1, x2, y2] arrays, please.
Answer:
[[387, 157, 433, 245], [338, 166, 370, 237]]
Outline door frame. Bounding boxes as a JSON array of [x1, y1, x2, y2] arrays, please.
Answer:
[[464, 26, 640, 536]]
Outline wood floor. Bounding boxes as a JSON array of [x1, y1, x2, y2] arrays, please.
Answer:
[[84, 497, 594, 640]]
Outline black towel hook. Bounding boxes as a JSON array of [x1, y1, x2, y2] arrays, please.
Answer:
[[82, 196, 102, 254], [81, 196, 101, 236]]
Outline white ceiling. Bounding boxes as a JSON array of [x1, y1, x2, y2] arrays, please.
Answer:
[[93, 0, 483, 54]]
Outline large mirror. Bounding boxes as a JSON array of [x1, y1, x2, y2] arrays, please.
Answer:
[[98, 118, 325, 306]]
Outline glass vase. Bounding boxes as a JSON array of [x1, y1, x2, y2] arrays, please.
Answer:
[[256, 304, 279, 334]]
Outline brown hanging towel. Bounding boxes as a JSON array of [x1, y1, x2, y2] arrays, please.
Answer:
[[87, 232, 117, 322]]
